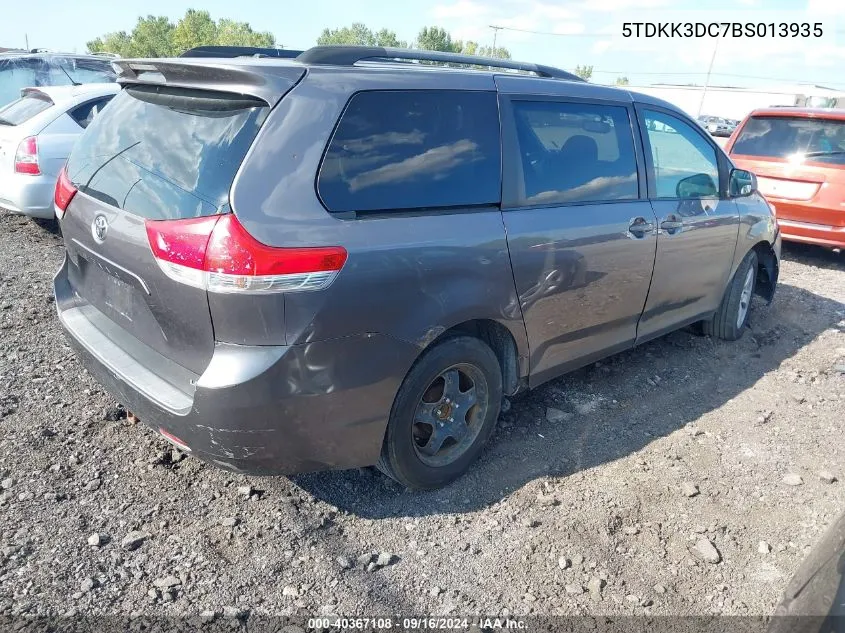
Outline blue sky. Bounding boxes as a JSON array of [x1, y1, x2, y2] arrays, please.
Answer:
[[2, 0, 844, 88]]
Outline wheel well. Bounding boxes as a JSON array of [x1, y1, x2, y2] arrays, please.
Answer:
[[431, 320, 521, 396], [751, 241, 778, 303]]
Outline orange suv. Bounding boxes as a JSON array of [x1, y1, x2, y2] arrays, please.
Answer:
[[726, 108, 845, 249]]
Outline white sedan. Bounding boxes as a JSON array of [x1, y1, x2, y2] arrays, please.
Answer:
[[0, 83, 120, 219]]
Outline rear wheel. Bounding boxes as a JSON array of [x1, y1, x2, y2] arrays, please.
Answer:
[[702, 250, 758, 341], [377, 336, 502, 490]]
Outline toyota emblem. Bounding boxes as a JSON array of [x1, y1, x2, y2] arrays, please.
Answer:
[[92, 214, 108, 243]]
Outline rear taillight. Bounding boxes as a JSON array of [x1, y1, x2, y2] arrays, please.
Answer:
[[54, 165, 77, 219], [145, 213, 347, 294], [14, 136, 40, 175]]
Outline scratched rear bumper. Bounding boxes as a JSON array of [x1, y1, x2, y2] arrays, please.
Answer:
[[54, 256, 418, 475]]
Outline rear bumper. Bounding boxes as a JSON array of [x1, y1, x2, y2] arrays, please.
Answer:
[[0, 172, 55, 218], [778, 218, 845, 249], [54, 256, 417, 475]]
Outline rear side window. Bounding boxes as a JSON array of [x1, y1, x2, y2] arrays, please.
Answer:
[[69, 96, 114, 129], [0, 94, 53, 126], [732, 116, 845, 165], [318, 90, 501, 213], [510, 100, 639, 205], [66, 85, 269, 220]]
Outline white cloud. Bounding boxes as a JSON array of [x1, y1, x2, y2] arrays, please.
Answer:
[[432, 0, 491, 19], [448, 24, 497, 43], [429, 0, 582, 43], [551, 22, 586, 35], [578, 0, 672, 11], [806, 0, 845, 16], [531, 3, 579, 21]]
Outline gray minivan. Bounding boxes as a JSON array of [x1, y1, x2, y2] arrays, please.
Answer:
[[53, 47, 781, 489]]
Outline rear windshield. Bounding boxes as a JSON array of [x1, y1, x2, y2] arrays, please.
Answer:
[[51, 57, 116, 85], [66, 85, 269, 219], [732, 116, 845, 165], [0, 94, 53, 126]]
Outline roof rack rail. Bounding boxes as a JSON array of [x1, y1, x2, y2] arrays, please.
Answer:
[[295, 46, 584, 81], [181, 46, 303, 59]]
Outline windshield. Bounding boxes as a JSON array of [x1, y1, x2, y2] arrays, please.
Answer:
[[66, 85, 269, 220], [0, 93, 53, 126], [732, 116, 845, 165]]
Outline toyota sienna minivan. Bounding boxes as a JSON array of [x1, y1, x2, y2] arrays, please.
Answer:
[[53, 46, 780, 489]]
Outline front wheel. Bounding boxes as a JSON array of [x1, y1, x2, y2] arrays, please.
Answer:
[[702, 250, 758, 341], [377, 336, 502, 490]]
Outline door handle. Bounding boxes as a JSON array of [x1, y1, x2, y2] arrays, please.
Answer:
[[628, 218, 655, 238], [660, 218, 684, 234]]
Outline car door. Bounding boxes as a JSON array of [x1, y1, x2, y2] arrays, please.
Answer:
[[635, 105, 740, 342], [500, 95, 657, 386]]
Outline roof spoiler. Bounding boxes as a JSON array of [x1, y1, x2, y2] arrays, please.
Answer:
[[295, 46, 584, 81], [180, 46, 303, 59], [20, 88, 54, 103], [112, 59, 305, 105]]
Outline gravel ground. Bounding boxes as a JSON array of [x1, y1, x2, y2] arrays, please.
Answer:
[[0, 209, 843, 620]]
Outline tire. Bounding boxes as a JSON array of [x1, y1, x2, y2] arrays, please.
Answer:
[[377, 336, 502, 490], [702, 250, 758, 341]]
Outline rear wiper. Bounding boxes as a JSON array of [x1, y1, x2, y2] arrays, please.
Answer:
[[0, 117, 12, 126]]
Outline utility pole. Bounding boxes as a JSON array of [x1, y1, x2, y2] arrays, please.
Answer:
[[25, 33, 29, 50], [697, 39, 719, 118], [489, 25, 503, 57]]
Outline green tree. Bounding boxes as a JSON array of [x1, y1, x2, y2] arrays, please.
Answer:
[[87, 31, 132, 57], [87, 10, 276, 57], [415, 26, 461, 53], [461, 41, 511, 59], [374, 28, 404, 48], [574, 64, 593, 81], [173, 9, 217, 53], [615, 76, 630, 85], [125, 15, 177, 57], [317, 23, 405, 47], [217, 19, 275, 48]]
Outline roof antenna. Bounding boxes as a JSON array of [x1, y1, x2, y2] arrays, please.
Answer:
[[60, 65, 81, 87]]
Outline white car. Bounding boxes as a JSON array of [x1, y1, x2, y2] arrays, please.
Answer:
[[0, 83, 120, 219]]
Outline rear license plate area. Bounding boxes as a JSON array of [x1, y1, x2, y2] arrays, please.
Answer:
[[77, 254, 139, 324]]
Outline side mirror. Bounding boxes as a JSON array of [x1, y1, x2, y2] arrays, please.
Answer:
[[730, 168, 757, 197], [676, 172, 718, 198]]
